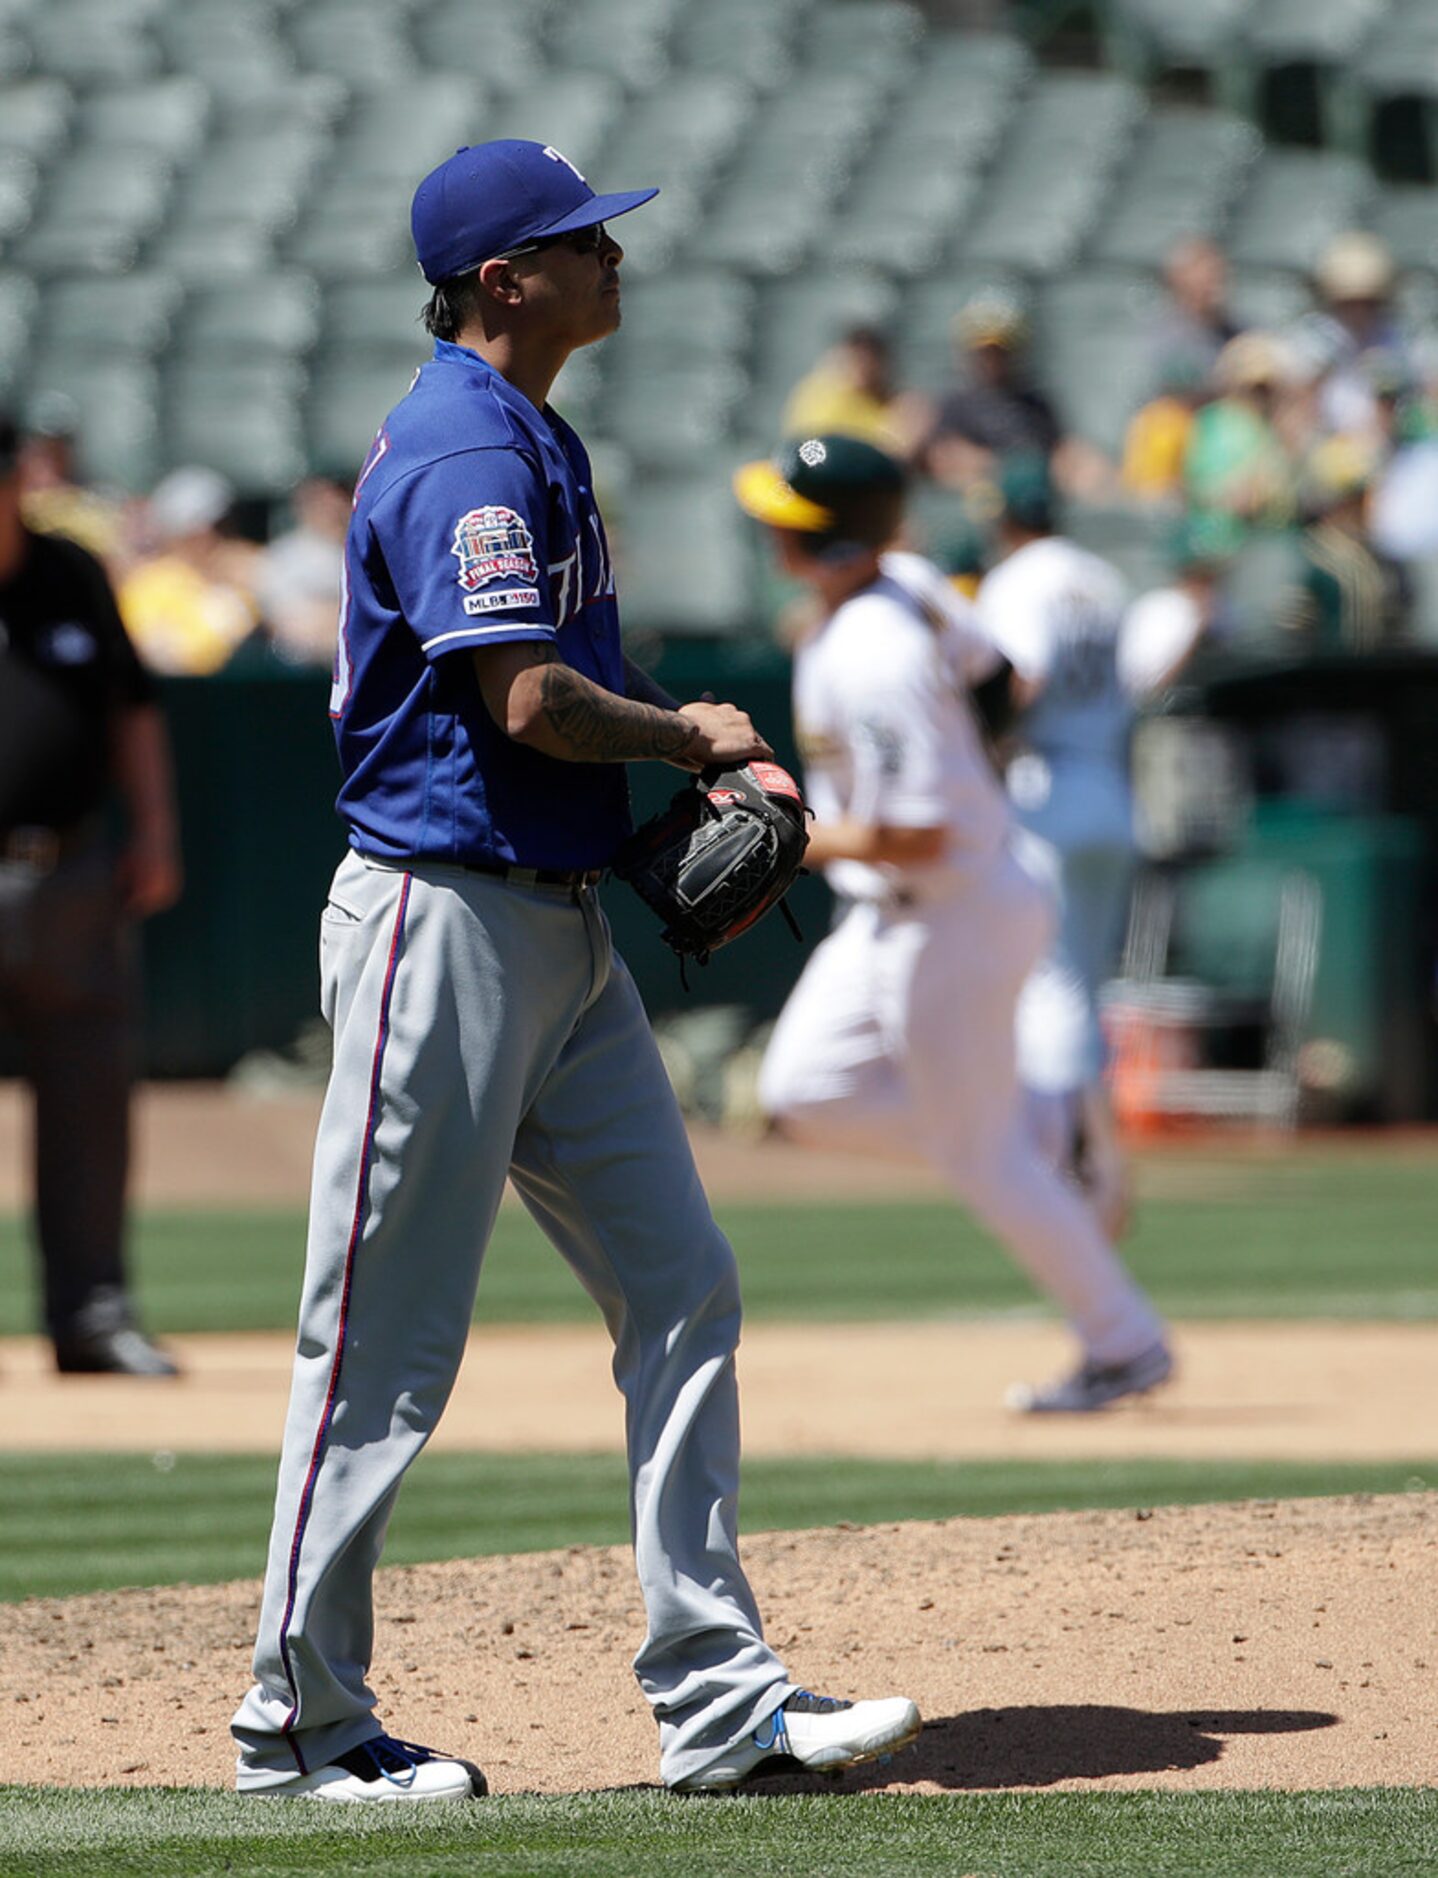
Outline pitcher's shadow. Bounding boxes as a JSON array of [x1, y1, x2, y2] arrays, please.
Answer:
[[730, 1705, 1341, 1794]]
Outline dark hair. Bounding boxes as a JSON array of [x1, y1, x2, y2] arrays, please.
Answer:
[[421, 271, 484, 342]]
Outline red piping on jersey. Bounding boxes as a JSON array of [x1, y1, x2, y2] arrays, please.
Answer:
[[275, 871, 413, 1769]]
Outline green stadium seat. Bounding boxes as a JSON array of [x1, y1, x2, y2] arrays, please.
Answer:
[[413, 0, 549, 84], [1370, 186, 1438, 274], [16, 148, 174, 276], [1064, 501, 1171, 596], [1102, 0, 1251, 92], [182, 273, 321, 360], [324, 280, 430, 363], [75, 79, 211, 163], [482, 73, 624, 173], [830, 165, 983, 275], [166, 130, 323, 245], [595, 77, 753, 273], [22, 356, 160, 489], [891, 268, 1026, 392], [307, 365, 417, 476], [24, 2, 161, 86], [551, 0, 686, 89], [802, 0, 923, 86], [152, 4, 299, 101], [286, 5, 420, 85], [614, 473, 753, 634], [667, 3, 800, 91], [959, 73, 1146, 275], [166, 359, 310, 493], [42, 270, 183, 358], [600, 361, 747, 469], [749, 270, 901, 420], [1035, 269, 1166, 455], [1225, 265, 1314, 331], [548, 346, 605, 428], [0, 269, 36, 396], [0, 150, 39, 251], [1226, 150, 1375, 273], [215, 74, 348, 139], [0, 80, 74, 163], [1091, 107, 1261, 269], [147, 223, 281, 282], [283, 207, 413, 280], [1353, 0, 1438, 100], [330, 80, 483, 187], [605, 270, 755, 367]]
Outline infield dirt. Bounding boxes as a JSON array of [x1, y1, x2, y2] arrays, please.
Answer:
[[1, 1494, 1433, 1795]]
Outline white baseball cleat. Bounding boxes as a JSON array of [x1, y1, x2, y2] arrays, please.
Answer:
[[1006, 1339, 1174, 1414], [248, 1733, 487, 1802], [672, 1690, 922, 1792]]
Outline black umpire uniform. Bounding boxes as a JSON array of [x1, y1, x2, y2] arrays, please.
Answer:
[[0, 413, 180, 1374]]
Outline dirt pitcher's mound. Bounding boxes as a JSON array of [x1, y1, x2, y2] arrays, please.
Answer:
[[3, 1494, 1434, 1796]]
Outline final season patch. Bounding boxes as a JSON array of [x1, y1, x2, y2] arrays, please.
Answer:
[[451, 506, 538, 592]]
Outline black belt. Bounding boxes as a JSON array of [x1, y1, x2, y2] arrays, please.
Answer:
[[461, 859, 602, 890], [0, 818, 102, 872]]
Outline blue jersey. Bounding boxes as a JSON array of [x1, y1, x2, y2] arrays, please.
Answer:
[[330, 339, 632, 871]]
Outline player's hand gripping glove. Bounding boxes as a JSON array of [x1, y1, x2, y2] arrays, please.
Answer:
[[612, 761, 810, 967]]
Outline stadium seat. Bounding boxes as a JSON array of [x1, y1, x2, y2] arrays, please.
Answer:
[[606, 270, 755, 368], [75, 78, 211, 163], [42, 271, 183, 359], [1226, 150, 1376, 273], [307, 364, 418, 475], [286, 4, 421, 85], [0, 269, 37, 397], [829, 165, 983, 275], [23, 1, 162, 87], [801, 0, 924, 89], [283, 207, 413, 281], [667, 1, 801, 90], [22, 356, 161, 489], [959, 72, 1147, 275], [0, 151, 39, 252], [1369, 185, 1438, 275], [165, 130, 324, 250], [550, 0, 686, 89], [324, 280, 430, 364], [147, 224, 281, 283], [481, 72, 625, 173], [614, 472, 754, 633], [166, 359, 310, 494], [182, 273, 321, 361], [331, 80, 482, 186], [412, 0, 550, 84], [1035, 269, 1166, 455], [1102, 0, 1252, 98], [0, 80, 74, 163], [891, 268, 1026, 392], [1091, 107, 1261, 269], [152, 3, 299, 101], [15, 148, 174, 276], [600, 361, 748, 470], [749, 270, 902, 422], [1064, 501, 1171, 596], [1225, 265, 1314, 331]]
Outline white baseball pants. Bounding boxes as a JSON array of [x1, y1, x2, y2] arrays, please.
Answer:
[[232, 852, 791, 1792], [759, 850, 1163, 1364]]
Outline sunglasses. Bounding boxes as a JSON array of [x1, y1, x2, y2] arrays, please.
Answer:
[[495, 221, 611, 263]]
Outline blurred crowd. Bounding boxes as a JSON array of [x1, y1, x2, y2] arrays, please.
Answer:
[[15, 403, 350, 677], [14, 224, 1438, 679], [782, 227, 1438, 663]]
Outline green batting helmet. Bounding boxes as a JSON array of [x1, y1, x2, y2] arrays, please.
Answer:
[[734, 434, 907, 553]]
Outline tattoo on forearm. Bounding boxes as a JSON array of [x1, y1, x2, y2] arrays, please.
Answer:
[[537, 659, 699, 762]]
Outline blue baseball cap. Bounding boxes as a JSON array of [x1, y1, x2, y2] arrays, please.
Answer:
[[412, 138, 659, 284]]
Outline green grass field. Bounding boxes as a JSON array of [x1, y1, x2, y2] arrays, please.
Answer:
[[2, 1451, 1430, 1602], [1, 1787, 1434, 1877], [2, 1141, 1437, 1336]]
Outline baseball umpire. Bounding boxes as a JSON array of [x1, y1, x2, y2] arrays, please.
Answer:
[[230, 141, 919, 1801], [0, 410, 182, 1375]]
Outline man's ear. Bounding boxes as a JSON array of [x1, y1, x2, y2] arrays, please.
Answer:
[[477, 257, 524, 308]]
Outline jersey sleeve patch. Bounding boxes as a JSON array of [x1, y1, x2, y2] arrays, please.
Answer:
[[463, 585, 541, 617], [450, 505, 539, 593]]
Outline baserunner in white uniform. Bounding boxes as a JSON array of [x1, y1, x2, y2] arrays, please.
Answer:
[[977, 455, 1144, 1247], [735, 436, 1171, 1414]]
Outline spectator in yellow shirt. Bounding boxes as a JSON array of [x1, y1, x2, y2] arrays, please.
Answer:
[[119, 467, 261, 675]]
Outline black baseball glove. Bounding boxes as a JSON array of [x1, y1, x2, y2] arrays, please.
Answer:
[[612, 761, 810, 965]]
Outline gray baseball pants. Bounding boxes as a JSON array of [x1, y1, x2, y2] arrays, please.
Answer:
[[232, 852, 790, 1790]]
